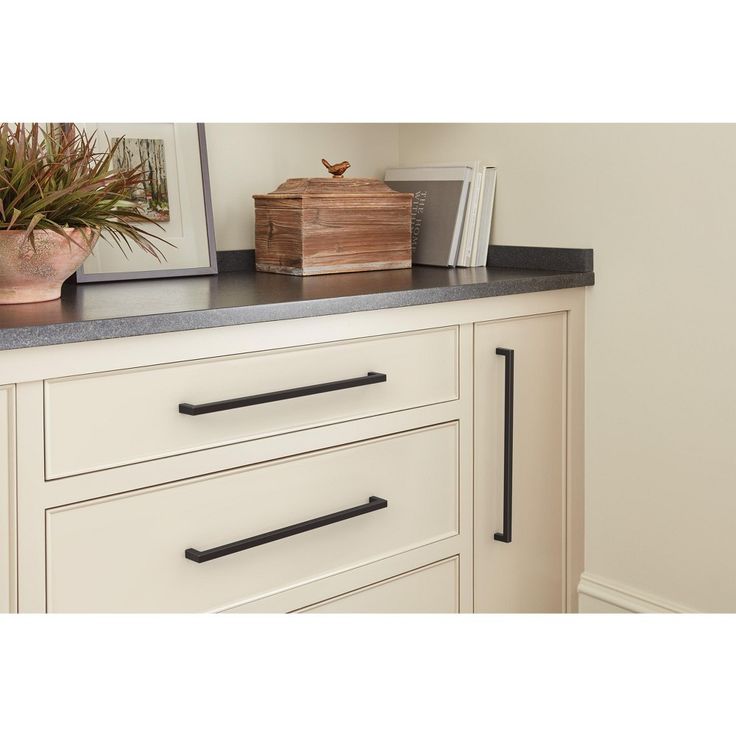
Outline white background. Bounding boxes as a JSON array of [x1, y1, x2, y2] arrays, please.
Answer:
[[5, 2, 736, 733]]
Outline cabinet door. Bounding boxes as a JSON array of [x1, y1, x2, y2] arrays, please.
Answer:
[[474, 313, 566, 612]]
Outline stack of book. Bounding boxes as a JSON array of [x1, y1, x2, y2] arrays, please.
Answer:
[[385, 162, 497, 268]]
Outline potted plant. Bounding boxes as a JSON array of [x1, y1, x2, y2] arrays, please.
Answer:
[[0, 123, 169, 304]]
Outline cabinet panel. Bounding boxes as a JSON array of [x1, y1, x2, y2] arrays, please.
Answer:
[[1, 386, 14, 613], [44, 326, 458, 479], [46, 423, 459, 613], [474, 313, 566, 612], [295, 558, 459, 613]]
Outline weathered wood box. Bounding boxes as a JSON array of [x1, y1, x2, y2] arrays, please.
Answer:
[[253, 175, 413, 276]]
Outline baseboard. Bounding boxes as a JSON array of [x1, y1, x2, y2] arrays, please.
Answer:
[[577, 572, 696, 613]]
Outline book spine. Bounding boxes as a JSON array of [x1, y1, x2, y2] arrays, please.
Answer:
[[474, 168, 497, 267], [468, 174, 487, 267], [458, 165, 482, 267], [461, 169, 483, 268]]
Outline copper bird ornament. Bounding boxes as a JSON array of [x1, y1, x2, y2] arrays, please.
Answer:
[[321, 158, 351, 178]]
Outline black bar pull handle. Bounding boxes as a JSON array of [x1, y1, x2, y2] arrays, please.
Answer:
[[494, 348, 514, 543], [179, 371, 387, 416], [185, 496, 388, 563]]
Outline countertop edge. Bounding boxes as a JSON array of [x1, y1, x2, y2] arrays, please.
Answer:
[[0, 270, 593, 351]]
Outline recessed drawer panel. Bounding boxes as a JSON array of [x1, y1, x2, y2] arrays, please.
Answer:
[[45, 423, 459, 613], [294, 558, 459, 613], [44, 327, 458, 478]]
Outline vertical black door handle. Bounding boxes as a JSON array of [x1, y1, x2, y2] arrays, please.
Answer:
[[494, 347, 514, 543]]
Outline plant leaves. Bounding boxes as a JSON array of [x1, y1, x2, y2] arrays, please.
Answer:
[[1, 122, 175, 258]]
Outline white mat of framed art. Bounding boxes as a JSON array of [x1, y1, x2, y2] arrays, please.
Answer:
[[77, 123, 217, 283]]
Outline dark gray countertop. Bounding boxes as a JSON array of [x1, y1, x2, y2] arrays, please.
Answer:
[[0, 247, 594, 351]]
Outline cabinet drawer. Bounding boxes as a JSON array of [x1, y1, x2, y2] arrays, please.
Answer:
[[294, 558, 459, 613], [45, 423, 459, 612], [44, 327, 458, 478]]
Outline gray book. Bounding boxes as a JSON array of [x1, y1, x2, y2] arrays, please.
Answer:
[[385, 166, 473, 267]]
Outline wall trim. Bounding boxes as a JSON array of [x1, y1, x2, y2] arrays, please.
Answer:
[[578, 572, 697, 613]]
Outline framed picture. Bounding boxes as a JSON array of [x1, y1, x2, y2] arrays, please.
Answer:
[[76, 123, 217, 283]]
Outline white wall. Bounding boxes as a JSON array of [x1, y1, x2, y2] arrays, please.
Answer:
[[205, 124, 400, 251], [398, 124, 736, 612]]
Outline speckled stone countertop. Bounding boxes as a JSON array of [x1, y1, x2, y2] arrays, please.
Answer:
[[0, 246, 594, 351]]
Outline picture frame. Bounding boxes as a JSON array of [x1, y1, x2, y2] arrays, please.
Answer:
[[76, 123, 217, 283]]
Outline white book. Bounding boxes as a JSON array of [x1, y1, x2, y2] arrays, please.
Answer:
[[467, 165, 493, 266], [467, 172, 486, 267], [385, 165, 473, 267], [472, 167, 497, 267], [456, 161, 482, 267]]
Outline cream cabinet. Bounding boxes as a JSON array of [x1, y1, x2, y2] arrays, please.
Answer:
[[474, 313, 579, 612], [1, 385, 14, 613], [3, 287, 584, 613]]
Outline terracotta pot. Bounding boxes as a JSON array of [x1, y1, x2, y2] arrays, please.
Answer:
[[0, 227, 98, 304]]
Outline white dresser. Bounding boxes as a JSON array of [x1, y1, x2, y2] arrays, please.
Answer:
[[0, 286, 585, 613]]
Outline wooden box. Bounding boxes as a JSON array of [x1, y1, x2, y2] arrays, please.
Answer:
[[253, 176, 413, 276]]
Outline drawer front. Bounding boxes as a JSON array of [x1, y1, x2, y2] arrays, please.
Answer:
[[46, 423, 459, 612], [44, 327, 458, 478], [294, 558, 459, 613]]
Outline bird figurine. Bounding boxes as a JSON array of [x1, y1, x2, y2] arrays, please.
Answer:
[[322, 158, 351, 178]]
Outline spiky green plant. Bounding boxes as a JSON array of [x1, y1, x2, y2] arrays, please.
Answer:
[[0, 123, 171, 260]]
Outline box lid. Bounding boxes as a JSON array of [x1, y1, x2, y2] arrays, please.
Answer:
[[253, 159, 413, 200]]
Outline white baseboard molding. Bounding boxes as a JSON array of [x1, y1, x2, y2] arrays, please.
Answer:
[[578, 572, 697, 613]]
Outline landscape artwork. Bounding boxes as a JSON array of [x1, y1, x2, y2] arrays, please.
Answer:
[[112, 137, 170, 222]]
